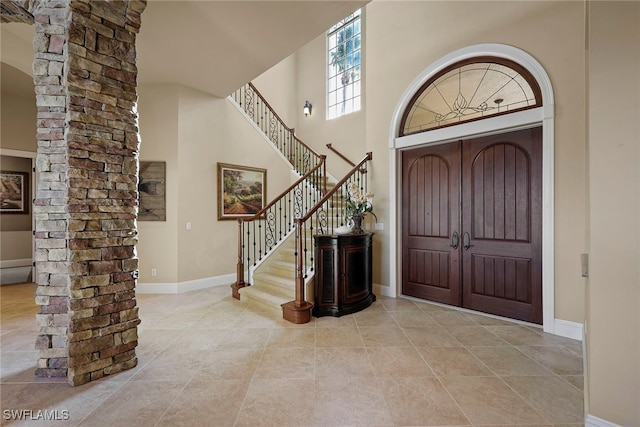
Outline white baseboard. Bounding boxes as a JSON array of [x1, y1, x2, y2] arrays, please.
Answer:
[[136, 273, 235, 294], [0, 259, 33, 285], [585, 414, 623, 427], [0, 266, 33, 285], [0, 258, 32, 268], [554, 318, 584, 341], [374, 283, 394, 298]]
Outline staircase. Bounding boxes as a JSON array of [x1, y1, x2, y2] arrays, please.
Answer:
[[239, 229, 314, 313], [238, 183, 342, 312], [228, 83, 372, 321]]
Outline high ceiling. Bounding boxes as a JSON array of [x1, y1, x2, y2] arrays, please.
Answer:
[[1, 1, 368, 98]]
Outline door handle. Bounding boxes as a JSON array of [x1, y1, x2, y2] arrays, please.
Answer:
[[450, 231, 459, 249], [463, 232, 472, 250]]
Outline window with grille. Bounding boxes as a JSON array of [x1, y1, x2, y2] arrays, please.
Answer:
[[327, 9, 362, 120]]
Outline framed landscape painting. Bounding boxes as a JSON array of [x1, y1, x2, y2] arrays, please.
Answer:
[[0, 171, 29, 214], [217, 163, 266, 220]]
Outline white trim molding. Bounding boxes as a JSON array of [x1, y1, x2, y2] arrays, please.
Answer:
[[585, 414, 623, 427], [136, 273, 236, 294], [374, 282, 394, 298], [0, 258, 33, 269], [554, 319, 584, 341], [0, 148, 37, 159], [388, 43, 556, 335]]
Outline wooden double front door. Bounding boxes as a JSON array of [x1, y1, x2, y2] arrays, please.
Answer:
[[402, 127, 542, 324]]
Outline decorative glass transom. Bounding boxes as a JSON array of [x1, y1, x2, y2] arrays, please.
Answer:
[[400, 57, 541, 136]]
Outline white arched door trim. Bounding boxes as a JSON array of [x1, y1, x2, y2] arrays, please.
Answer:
[[388, 43, 556, 334]]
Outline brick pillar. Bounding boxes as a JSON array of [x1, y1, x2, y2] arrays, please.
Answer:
[[31, 0, 147, 386]]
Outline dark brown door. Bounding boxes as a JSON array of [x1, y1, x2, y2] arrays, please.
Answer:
[[402, 142, 461, 306], [402, 127, 542, 324]]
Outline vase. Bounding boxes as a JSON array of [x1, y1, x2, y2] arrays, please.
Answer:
[[349, 214, 364, 233]]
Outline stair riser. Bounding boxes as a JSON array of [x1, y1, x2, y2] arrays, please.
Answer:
[[240, 284, 315, 312], [264, 264, 296, 276], [241, 293, 285, 314]]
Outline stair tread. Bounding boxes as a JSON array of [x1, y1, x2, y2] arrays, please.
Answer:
[[239, 284, 293, 306], [254, 270, 293, 281], [268, 259, 295, 267]]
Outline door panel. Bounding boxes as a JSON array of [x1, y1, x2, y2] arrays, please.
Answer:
[[462, 128, 542, 323], [401, 127, 542, 324], [402, 143, 461, 305]]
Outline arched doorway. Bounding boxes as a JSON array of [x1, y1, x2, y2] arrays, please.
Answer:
[[389, 44, 555, 333]]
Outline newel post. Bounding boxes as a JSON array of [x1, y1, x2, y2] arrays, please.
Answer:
[[231, 219, 246, 299], [281, 220, 313, 323]]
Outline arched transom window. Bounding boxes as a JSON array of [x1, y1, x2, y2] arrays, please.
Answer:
[[400, 57, 542, 136]]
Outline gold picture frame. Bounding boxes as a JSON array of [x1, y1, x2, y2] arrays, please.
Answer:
[[0, 171, 29, 214], [217, 163, 266, 220]]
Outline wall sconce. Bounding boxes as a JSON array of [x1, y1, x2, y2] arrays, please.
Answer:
[[303, 100, 312, 117]]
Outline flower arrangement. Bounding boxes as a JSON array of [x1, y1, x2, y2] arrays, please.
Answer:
[[344, 182, 377, 233]]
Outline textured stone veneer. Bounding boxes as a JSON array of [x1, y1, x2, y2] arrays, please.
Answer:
[[31, 0, 147, 386]]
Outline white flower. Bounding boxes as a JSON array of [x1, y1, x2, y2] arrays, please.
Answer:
[[345, 182, 376, 220]]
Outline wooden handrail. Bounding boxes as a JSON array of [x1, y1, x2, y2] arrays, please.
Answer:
[[230, 82, 373, 325], [296, 152, 372, 223], [282, 152, 373, 323], [231, 82, 328, 302], [326, 143, 367, 173], [293, 134, 323, 162], [247, 82, 294, 133], [326, 143, 355, 167], [247, 82, 323, 160], [247, 156, 327, 221]]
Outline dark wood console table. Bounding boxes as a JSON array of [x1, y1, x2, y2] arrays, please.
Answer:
[[312, 233, 375, 317]]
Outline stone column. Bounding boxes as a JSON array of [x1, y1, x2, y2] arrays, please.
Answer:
[[31, 0, 147, 386]]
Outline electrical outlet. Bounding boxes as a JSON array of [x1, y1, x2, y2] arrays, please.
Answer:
[[151, 268, 157, 277]]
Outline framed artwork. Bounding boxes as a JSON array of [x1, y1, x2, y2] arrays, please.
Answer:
[[138, 161, 166, 221], [0, 171, 29, 214], [217, 163, 266, 220]]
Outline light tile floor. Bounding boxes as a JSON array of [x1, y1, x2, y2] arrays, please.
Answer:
[[1, 283, 585, 426]]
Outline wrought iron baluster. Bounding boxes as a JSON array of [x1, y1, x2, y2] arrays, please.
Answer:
[[246, 223, 251, 268], [231, 84, 373, 322]]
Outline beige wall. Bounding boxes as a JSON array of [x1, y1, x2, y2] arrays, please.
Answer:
[[253, 54, 299, 129], [1, 91, 37, 152], [286, 0, 587, 324], [137, 83, 294, 286], [586, 2, 640, 425], [1, 79, 36, 262], [0, 25, 35, 77], [296, 33, 367, 181], [138, 84, 180, 284], [0, 231, 31, 262]]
